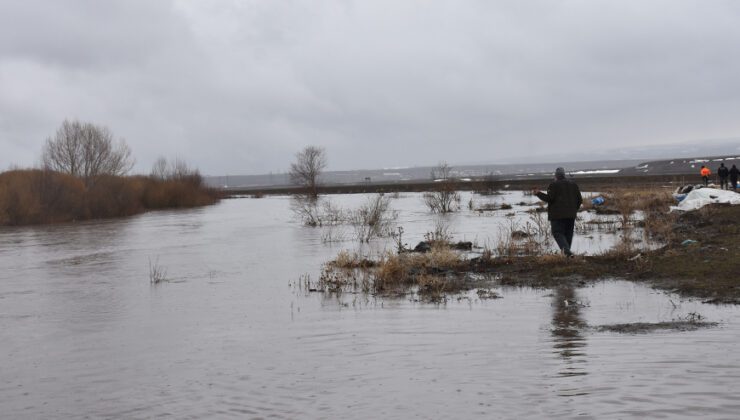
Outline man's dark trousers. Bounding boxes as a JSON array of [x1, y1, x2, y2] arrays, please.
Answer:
[[551, 218, 575, 255]]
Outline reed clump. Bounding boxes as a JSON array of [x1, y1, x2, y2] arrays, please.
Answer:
[[0, 169, 220, 226], [320, 244, 470, 299]]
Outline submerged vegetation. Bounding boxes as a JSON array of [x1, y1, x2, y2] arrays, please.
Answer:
[[290, 193, 398, 243], [148, 257, 168, 284], [307, 184, 739, 304]]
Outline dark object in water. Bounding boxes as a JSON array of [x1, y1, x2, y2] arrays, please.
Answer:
[[511, 230, 529, 239], [452, 241, 473, 251], [413, 241, 432, 253], [412, 240, 472, 252]]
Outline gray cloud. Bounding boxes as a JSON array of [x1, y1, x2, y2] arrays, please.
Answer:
[[2, 0, 740, 174]]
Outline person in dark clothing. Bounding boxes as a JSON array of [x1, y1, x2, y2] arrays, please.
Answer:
[[730, 164, 739, 191], [534, 167, 583, 257], [717, 163, 730, 190]]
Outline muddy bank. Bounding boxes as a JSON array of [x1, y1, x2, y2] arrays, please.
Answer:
[[317, 203, 739, 304], [479, 205, 740, 303], [594, 320, 718, 333]]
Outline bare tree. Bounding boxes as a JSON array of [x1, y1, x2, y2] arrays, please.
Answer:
[[150, 156, 192, 180], [42, 120, 134, 185], [289, 146, 327, 198], [149, 156, 203, 186], [430, 161, 452, 181], [150, 157, 168, 180]]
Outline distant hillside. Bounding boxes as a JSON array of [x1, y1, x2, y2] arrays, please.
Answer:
[[205, 159, 643, 189], [205, 138, 740, 189], [620, 155, 740, 176], [496, 138, 740, 165]]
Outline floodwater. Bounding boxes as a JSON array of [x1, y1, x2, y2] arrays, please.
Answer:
[[1, 192, 739, 419]]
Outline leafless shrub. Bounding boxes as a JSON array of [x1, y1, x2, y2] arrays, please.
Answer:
[[290, 195, 323, 227], [290, 195, 346, 227], [390, 226, 407, 253], [321, 200, 347, 226], [423, 161, 461, 213], [528, 210, 551, 242], [423, 188, 461, 213], [42, 119, 134, 186], [350, 194, 398, 242], [424, 217, 453, 245]]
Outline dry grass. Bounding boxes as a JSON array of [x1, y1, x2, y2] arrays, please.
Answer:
[[491, 211, 552, 257], [423, 218, 453, 246], [598, 231, 639, 260], [0, 169, 219, 226], [598, 187, 675, 228], [330, 250, 377, 269], [642, 210, 677, 242], [320, 245, 470, 300]]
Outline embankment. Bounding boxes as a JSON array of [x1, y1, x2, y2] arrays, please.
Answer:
[[226, 173, 700, 197]]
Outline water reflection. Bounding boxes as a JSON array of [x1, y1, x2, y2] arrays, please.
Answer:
[[551, 285, 588, 379]]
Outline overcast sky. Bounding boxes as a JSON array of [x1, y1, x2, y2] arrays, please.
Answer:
[[2, 0, 740, 175]]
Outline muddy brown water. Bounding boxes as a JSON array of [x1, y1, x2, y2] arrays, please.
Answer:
[[2, 192, 739, 418]]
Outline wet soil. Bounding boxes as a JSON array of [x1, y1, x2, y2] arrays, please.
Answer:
[[594, 321, 719, 334], [474, 204, 740, 303]]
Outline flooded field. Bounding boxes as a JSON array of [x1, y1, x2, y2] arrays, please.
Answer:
[[2, 192, 740, 418]]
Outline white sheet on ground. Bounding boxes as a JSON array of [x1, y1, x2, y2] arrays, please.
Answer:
[[670, 188, 740, 212]]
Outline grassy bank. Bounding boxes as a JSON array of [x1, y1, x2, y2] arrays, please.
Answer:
[[0, 169, 220, 226]]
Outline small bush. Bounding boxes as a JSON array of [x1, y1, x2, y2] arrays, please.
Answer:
[[423, 188, 461, 213]]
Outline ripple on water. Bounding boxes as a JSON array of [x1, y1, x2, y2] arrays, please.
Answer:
[[1, 195, 740, 419]]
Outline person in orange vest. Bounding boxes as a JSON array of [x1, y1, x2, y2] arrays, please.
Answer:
[[700, 165, 711, 187]]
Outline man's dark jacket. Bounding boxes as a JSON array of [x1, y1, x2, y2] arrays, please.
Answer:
[[718, 165, 729, 178], [536, 179, 583, 220]]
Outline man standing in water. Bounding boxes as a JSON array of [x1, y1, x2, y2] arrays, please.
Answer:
[[534, 167, 583, 257]]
